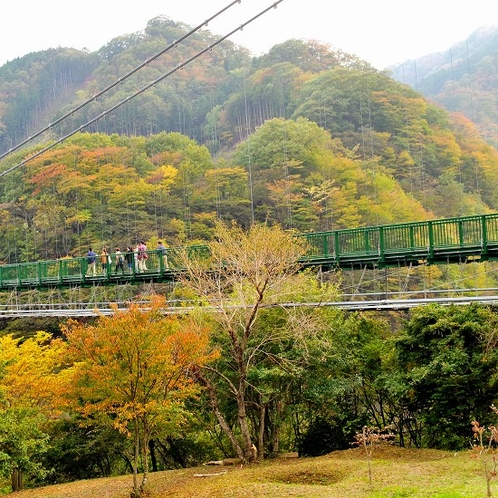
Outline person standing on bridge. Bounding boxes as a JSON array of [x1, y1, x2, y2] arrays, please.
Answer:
[[100, 247, 110, 274], [137, 240, 148, 272], [86, 247, 97, 276], [115, 247, 125, 274], [125, 246, 134, 273], [157, 240, 169, 270]]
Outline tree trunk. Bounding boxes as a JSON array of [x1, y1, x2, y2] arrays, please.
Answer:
[[165, 436, 188, 468], [236, 370, 253, 462], [11, 468, 22, 492], [140, 427, 149, 494], [149, 439, 158, 472], [131, 423, 140, 498], [257, 403, 265, 460], [270, 400, 282, 457], [198, 371, 244, 459]]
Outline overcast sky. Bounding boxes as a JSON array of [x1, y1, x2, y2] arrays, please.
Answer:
[[2, 0, 497, 70]]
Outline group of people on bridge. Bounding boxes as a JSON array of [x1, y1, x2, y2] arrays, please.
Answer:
[[86, 241, 168, 276]]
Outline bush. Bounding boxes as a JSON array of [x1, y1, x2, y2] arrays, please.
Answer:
[[298, 417, 348, 457]]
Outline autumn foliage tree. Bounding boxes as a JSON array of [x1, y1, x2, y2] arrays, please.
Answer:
[[63, 296, 216, 498], [176, 221, 340, 462], [0, 332, 70, 491]]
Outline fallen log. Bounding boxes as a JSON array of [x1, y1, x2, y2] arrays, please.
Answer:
[[194, 471, 228, 477], [204, 458, 243, 466]]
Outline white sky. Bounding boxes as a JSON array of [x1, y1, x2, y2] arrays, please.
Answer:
[[2, 0, 497, 70]]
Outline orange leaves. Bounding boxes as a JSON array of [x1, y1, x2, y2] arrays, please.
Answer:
[[150, 151, 183, 167], [167, 317, 219, 370], [62, 297, 215, 429], [27, 162, 68, 186], [61, 297, 217, 493]]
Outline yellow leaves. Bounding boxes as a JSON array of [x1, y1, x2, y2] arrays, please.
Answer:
[[202, 167, 249, 203], [210, 222, 306, 270], [176, 222, 312, 333], [204, 166, 247, 185], [0, 331, 70, 413], [267, 176, 305, 207], [397, 150, 415, 168], [145, 164, 178, 188], [65, 208, 93, 226]]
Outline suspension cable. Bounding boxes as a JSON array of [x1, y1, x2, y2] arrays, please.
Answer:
[[0, 0, 243, 163]]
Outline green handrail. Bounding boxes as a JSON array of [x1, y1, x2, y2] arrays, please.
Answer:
[[1, 213, 498, 290]]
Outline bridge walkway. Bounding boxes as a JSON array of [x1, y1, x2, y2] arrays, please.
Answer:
[[1, 213, 498, 291]]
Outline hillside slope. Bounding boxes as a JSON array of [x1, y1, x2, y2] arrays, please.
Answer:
[[389, 25, 498, 147], [0, 18, 498, 263], [11, 447, 495, 498]]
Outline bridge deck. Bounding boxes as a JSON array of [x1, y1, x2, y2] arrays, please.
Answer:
[[1, 213, 497, 290]]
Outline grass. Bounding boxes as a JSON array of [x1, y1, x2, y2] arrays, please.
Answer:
[[8, 446, 497, 497]]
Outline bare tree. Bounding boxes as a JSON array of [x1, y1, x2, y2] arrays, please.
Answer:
[[177, 221, 320, 461]]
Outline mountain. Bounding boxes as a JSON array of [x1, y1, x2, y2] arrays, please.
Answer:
[[389, 25, 498, 147], [0, 18, 369, 155], [0, 16, 251, 153], [1, 17, 498, 262]]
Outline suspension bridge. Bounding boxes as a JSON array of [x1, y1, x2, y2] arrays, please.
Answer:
[[1, 212, 497, 291], [0, 213, 495, 316], [0, 2, 495, 317]]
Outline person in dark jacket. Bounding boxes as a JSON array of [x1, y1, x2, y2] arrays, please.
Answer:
[[86, 247, 97, 276], [115, 247, 125, 274], [124, 246, 134, 273]]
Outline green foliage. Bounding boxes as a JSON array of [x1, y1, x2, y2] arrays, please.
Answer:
[[234, 117, 331, 173], [391, 27, 498, 148], [255, 39, 371, 73], [0, 48, 98, 153], [151, 433, 221, 470], [288, 312, 394, 448], [53, 19, 249, 144], [232, 117, 430, 231], [392, 304, 498, 449], [1, 31, 498, 252], [2, 26, 498, 488], [0, 408, 50, 487], [0, 332, 70, 490], [297, 417, 348, 457], [39, 418, 130, 483], [0, 131, 222, 260], [0, 317, 65, 340]]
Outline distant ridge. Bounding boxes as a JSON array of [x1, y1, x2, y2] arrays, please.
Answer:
[[389, 25, 498, 147]]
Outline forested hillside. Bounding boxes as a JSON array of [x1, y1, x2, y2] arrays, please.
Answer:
[[3, 16, 498, 496], [389, 25, 498, 148], [1, 17, 498, 262]]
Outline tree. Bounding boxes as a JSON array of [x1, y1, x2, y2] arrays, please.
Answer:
[[256, 39, 369, 73], [177, 221, 340, 461], [63, 297, 216, 498], [286, 312, 396, 455], [0, 332, 69, 491], [0, 408, 50, 491], [391, 303, 498, 449]]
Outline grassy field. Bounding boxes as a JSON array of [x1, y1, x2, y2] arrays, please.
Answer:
[[8, 447, 496, 497]]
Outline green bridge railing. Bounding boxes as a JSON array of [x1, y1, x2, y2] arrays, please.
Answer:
[[1, 213, 498, 290], [297, 213, 498, 269]]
